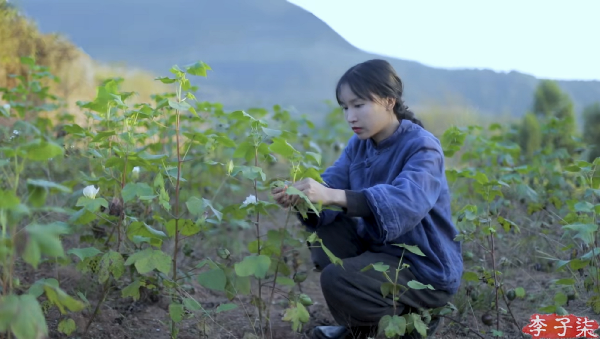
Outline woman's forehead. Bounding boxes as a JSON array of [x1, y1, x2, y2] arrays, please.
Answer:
[[338, 84, 360, 102]]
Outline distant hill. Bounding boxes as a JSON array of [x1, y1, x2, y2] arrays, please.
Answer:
[[12, 0, 600, 124]]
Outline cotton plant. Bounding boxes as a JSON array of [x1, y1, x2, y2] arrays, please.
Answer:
[[132, 166, 140, 180], [82, 185, 99, 199]]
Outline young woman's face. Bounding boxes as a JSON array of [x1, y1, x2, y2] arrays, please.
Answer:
[[338, 83, 398, 144]]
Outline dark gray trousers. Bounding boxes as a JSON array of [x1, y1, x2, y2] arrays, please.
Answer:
[[309, 214, 452, 337]]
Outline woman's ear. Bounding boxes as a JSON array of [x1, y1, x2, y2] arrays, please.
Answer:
[[387, 97, 396, 111]]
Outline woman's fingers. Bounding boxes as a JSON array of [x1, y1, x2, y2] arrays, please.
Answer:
[[272, 185, 292, 208]]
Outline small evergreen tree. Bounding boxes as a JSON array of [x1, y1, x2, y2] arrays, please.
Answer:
[[518, 112, 542, 159], [582, 102, 600, 162], [532, 80, 577, 153]]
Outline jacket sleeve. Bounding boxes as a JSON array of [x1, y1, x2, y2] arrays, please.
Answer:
[[362, 136, 444, 242], [297, 140, 354, 230]]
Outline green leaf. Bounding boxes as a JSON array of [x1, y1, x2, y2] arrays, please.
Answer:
[[155, 76, 177, 84], [440, 126, 466, 157], [121, 182, 153, 203], [197, 268, 227, 291], [0, 294, 48, 339], [276, 276, 296, 286], [285, 186, 320, 214], [55, 317, 78, 336], [183, 298, 202, 311], [124, 248, 172, 275], [57, 318, 76, 335], [269, 137, 299, 158], [232, 165, 266, 182], [98, 250, 125, 283], [126, 221, 167, 247], [23, 222, 70, 269], [202, 198, 223, 222], [168, 99, 192, 111], [554, 278, 575, 286], [378, 314, 406, 337], [371, 262, 390, 272], [569, 258, 589, 270], [574, 201, 594, 213], [26, 179, 71, 193], [407, 280, 435, 290], [186, 196, 206, 216], [229, 110, 256, 123], [169, 303, 184, 323], [22, 139, 64, 161], [305, 151, 322, 166], [282, 302, 310, 332], [91, 130, 116, 142], [185, 61, 211, 76], [0, 190, 20, 209], [392, 244, 426, 256], [564, 164, 581, 172], [360, 262, 390, 273], [234, 255, 271, 279], [411, 313, 428, 337], [562, 223, 598, 244], [299, 167, 325, 184], [76, 196, 109, 212], [380, 282, 397, 298], [498, 216, 521, 233], [121, 279, 145, 301], [215, 303, 238, 313], [320, 241, 344, 267], [67, 247, 102, 261], [43, 281, 86, 314], [166, 219, 201, 237], [462, 271, 480, 282], [538, 304, 557, 313], [554, 292, 568, 306], [233, 141, 255, 159]]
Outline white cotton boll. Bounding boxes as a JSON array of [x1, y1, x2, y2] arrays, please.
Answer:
[[242, 194, 257, 207], [83, 185, 100, 199]]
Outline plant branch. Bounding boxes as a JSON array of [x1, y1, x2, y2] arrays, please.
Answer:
[[170, 81, 185, 338], [441, 315, 487, 339], [499, 285, 525, 339], [266, 207, 292, 324], [83, 279, 111, 335], [253, 144, 265, 337]]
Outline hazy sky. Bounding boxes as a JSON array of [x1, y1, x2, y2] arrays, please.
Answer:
[[288, 0, 599, 81]]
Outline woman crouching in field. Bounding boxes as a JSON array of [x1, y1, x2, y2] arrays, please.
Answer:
[[271, 59, 463, 339]]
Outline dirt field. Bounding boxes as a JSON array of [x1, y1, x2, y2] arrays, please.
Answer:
[[15, 215, 600, 339]]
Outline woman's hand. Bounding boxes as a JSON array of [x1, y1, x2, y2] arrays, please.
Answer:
[[292, 178, 333, 205], [272, 184, 293, 208], [271, 178, 345, 209]]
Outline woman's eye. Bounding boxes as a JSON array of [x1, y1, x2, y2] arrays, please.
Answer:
[[354, 104, 363, 108]]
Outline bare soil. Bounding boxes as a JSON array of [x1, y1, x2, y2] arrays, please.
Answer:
[[15, 214, 600, 339]]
